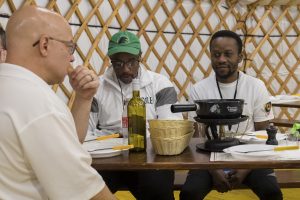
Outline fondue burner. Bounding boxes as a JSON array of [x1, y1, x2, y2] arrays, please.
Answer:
[[195, 115, 248, 152]]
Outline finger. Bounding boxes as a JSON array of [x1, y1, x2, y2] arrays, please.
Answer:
[[228, 169, 237, 177], [72, 66, 85, 79], [71, 68, 92, 85], [215, 184, 225, 193], [67, 66, 75, 82], [228, 174, 236, 181], [216, 184, 229, 193], [228, 177, 238, 188], [225, 173, 230, 179], [76, 73, 97, 89], [81, 78, 99, 90], [74, 74, 98, 91], [223, 179, 232, 190]]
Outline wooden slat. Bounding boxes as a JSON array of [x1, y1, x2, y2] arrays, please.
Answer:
[[270, 118, 299, 128], [0, 1, 299, 121]]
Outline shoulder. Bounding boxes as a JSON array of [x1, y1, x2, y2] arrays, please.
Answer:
[[6, 82, 71, 132], [149, 70, 172, 82], [192, 75, 214, 92], [15, 81, 58, 109], [240, 73, 268, 93], [241, 72, 265, 86], [189, 76, 212, 101], [96, 71, 117, 96], [146, 70, 173, 88]]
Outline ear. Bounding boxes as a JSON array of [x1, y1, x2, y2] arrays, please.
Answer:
[[238, 53, 243, 63], [38, 35, 49, 57], [138, 52, 142, 61]]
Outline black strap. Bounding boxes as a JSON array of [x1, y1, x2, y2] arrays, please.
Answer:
[[216, 72, 239, 100], [216, 72, 240, 131]]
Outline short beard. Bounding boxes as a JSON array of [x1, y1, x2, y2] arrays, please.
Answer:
[[216, 69, 236, 80]]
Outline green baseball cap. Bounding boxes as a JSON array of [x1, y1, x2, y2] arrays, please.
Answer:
[[108, 31, 141, 56]]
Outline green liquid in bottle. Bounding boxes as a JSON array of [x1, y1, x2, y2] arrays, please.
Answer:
[[128, 79, 146, 152]]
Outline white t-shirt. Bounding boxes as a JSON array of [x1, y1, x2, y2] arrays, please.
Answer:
[[0, 63, 105, 200], [189, 71, 274, 132]]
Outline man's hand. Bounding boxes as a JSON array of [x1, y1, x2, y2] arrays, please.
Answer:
[[68, 66, 99, 100], [68, 66, 99, 142], [209, 169, 232, 193], [227, 169, 250, 188]]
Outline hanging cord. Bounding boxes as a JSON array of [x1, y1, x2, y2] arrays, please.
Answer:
[[236, 122, 240, 134], [216, 72, 240, 131], [238, 117, 250, 140], [116, 59, 142, 111], [116, 75, 125, 110]]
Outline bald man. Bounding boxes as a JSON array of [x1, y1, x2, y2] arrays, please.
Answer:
[[0, 5, 116, 200]]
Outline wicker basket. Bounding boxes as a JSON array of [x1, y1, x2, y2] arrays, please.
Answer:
[[148, 119, 194, 129], [150, 131, 193, 155], [149, 126, 194, 138]]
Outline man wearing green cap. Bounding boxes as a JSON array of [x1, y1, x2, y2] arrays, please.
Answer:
[[87, 31, 182, 200]]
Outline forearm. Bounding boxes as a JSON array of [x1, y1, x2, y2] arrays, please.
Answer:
[[254, 120, 270, 131], [71, 94, 93, 143], [91, 185, 117, 200]]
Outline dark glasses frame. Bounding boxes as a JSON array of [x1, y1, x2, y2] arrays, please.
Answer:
[[32, 36, 76, 55]]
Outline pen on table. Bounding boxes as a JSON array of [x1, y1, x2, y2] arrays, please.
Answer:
[[255, 135, 268, 139], [85, 133, 120, 142], [274, 145, 299, 151], [96, 133, 120, 140], [237, 145, 299, 153], [88, 144, 134, 152], [243, 134, 268, 139]]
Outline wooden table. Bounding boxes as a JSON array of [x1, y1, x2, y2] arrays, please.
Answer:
[[92, 138, 300, 170], [272, 100, 300, 108]]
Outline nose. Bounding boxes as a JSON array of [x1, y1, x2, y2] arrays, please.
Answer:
[[69, 54, 75, 63], [218, 54, 227, 63], [122, 64, 132, 72]]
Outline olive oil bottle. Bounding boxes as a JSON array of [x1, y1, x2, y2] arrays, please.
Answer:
[[127, 79, 146, 152]]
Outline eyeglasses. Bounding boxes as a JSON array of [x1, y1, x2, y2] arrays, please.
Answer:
[[32, 37, 76, 55], [111, 58, 139, 70]]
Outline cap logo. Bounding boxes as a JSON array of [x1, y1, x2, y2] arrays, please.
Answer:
[[117, 36, 129, 44]]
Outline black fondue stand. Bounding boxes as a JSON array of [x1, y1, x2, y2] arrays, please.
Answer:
[[195, 115, 248, 152], [195, 72, 247, 152], [171, 102, 248, 152], [171, 73, 249, 152]]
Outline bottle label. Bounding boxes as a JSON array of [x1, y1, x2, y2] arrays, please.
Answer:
[[122, 117, 128, 128]]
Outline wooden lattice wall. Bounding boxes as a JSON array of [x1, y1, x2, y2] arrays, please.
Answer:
[[0, 0, 299, 122]]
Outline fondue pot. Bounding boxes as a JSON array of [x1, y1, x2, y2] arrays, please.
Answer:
[[171, 99, 244, 119], [171, 99, 247, 152]]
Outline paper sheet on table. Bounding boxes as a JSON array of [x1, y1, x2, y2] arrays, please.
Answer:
[[210, 149, 300, 161], [83, 138, 126, 158], [235, 131, 287, 144]]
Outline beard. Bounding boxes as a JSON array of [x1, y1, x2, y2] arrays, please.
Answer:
[[212, 62, 239, 81], [215, 68, 236, 79], [118, 71, 139, 84]]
